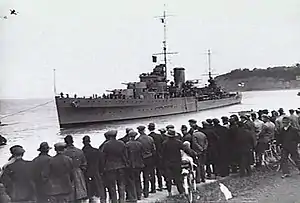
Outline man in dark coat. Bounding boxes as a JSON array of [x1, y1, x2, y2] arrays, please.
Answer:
[[202, 121, 219, 177], [64, 135, 88, 201], [1, 146, 36, 202], [276, 116, 300, 178], [82, 136, 106, 203], [32, 142, 52, 202], [228, 115, 240, 173], [136, 125, 156, 198], [236, 122, 256, 177], [213, 118, 231, 177], [101, 130, 128, 203], [148, 122, 164, 191], [188, 119, 201, 135], [119, 128, 133, 144], [162, 129, 197, 197], [125, 130, 144, 202], [44, 142, 74, 203]]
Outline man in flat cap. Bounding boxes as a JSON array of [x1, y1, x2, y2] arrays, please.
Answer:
[[44, 142, 74, 202], [32, 142, 52, 202], [1, 146, 36, 202], [125, 130, 144, 202], [119, 128, 133, 144], [101, 130, 128, 203], [212, 118, 231, 177], [148, 122, 164, 191], [82, 136, 106, 203], [162, 129, 197, 197], [64, 135, 88, 201], [188, 119, 201, 135], [221, 116, 230, 128], [136, 126, 156, 198], [289, 109, 300, 130], [275, 108, 286, 133]]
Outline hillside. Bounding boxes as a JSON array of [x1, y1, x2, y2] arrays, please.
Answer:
[[215, 64, 300, 91]]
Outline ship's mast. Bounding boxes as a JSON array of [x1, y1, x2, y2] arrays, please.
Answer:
[[207, 49, 212, 79], [53, 68, 57, 95], [154, 5, 177, 81]]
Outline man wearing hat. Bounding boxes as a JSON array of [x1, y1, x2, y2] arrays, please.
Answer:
[[188, 119, 201, 135], [125, 130, 144, 202], [276, 116, 300, 178], [275, 108, 286, 133], [136, 125, 156, 197], [158, 128, 167, 141], [221, 116, 230, 128], [289, 109, 300, 130], [119, 128, 134, 144], [162, 129, 197, 197], [148, 123, 164, 191], [1, 146, 36, 202], [32, 142, 52, 202], [101, 130, 128, 203], [82, 136, 106, 203], [212, 118, 231, 177], [44, 142, 74, 202], [64, 135, 88, 201], [255, 115, 275, 167]]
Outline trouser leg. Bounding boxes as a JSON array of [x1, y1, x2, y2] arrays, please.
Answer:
[[281, 149, 290, 175], [98, 174, 107, 203], [289, 148, 300, 171], [126, 168, 136, 201], [150, 167, 156, 192], [142, 165, 150, 197], [116, 169, 126, 203], [134, 169, 142, 200], [156, 166, 163, 189], [173, 166, 184, 194], [164, 167, 172, 193], [105, 170, 117, 203]]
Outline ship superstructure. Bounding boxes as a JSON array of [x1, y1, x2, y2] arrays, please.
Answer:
[[55, 8, 242, 128]]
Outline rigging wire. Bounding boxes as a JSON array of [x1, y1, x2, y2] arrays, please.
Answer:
[[0, 100, 54, 120]]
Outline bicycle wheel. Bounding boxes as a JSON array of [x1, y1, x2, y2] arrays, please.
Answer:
[[186, 172, 194, 203]]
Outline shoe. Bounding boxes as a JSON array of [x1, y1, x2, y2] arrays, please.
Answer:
[[157, 188, 163, 191], [201, 179, 205, 183], [167, 192, 172, 197], [149, 190, 156, 194], [137, 197, 141, 200], [281, 174, 291, 178]]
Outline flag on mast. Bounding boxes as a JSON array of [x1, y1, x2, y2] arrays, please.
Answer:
[[161, 18, 164, 23]]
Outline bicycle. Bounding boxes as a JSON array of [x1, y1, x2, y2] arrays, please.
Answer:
[[181, 160, 197, 203]]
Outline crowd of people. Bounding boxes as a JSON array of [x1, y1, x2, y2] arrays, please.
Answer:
[[1, 107, 300, 203]]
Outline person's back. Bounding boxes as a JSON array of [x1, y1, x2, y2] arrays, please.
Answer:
[[290, 112, 300, 129], [137, 133, 155, 159], [126, 140, 144, 169], [148, 131, 163, 157], [2, 158, 35, 202], [259, 121, 275, 142], [102, 139, 128, 171], [162, 138, 184, 165], [45, 152, 74, 196]]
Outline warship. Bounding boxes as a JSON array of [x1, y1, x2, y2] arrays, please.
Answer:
[[55, 10, 242, 128]]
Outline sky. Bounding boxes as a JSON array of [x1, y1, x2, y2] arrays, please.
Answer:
[[0, 0, 299, 99]]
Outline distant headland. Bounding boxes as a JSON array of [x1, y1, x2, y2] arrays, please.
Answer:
[[215, 63, 300, 92]]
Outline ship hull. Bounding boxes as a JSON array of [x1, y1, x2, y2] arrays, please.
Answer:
[[55, 95, 242, 128]]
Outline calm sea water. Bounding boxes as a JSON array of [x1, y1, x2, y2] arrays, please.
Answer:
[[1, 89, 300, 166]]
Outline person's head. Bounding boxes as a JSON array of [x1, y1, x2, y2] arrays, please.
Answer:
[[137, 126, 146, 134], [202, 121, 209, 128], [64, 135, 74, 145], [240, 115, 248, 122], [54, 142, 66, 153], [282, 116, 291, 128], [82, 136, 91, 145], [262, 109, 269, 115], [104, 130, 118, 140], [230, 114, 239, 122], [188, 119, 197, 128], [166, 125, 175, 131], [296, 110, 300, 115], [278, 108, 285, 116], [125, 128, 133, 134], [289, 109, 295, 115], [158, 128, 166, 135], [9, 145, 22, 155], [37, 142, 52, 153], [261, 114, 270, 123], [206, 119, 213, 126], [212, 118, 220, 126], [12, 146, 25, 158], [148, 123, 155, 131], [221, 116, 229, 124], [181, 125, 188, 135], [166, 129, 176, 138], [128, 130, 138, 140], [251, 113, 257, 121]]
